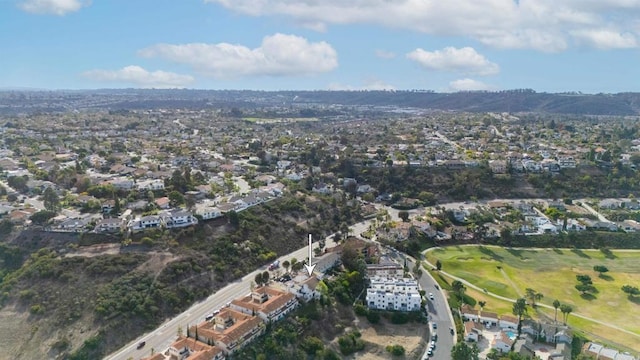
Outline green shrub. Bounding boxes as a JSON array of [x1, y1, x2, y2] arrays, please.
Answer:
[[386, 344, 406, 356]]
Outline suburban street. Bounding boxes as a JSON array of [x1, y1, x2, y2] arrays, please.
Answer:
[[398, 253, 456, 360]]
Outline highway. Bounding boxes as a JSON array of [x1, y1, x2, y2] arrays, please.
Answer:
[[105, 236, 336, 360]]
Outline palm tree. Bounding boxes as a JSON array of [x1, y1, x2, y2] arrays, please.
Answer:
[[525, 288, 543, 308], [560, 304, 573, 325], [512, 298, 528, 333], [552, 299, 561, 324]]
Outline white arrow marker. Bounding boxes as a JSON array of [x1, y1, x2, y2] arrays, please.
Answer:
[[304, 233, 316, 276]]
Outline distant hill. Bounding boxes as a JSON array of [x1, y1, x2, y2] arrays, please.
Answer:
[[1, 89, 640, 115]]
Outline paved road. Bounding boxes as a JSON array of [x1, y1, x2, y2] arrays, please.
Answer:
[[398, 254, 456, 360], [106, 237, 336, 360]]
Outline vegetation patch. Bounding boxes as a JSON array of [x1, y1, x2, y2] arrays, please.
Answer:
[[428, 245, 640, 351]]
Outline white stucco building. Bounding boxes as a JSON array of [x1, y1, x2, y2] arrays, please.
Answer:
[[366, 276, 421, 312]]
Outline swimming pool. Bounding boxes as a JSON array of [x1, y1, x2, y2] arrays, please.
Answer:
[[505, 330, 517, 340]]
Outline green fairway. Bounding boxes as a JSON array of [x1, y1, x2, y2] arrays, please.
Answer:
[[427, 245, 640, 352]]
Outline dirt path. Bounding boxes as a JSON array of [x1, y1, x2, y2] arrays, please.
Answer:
[[499, 268, 523, 297]]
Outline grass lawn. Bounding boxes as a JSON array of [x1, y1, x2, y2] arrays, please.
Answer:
[[426, 245, 640, 352]]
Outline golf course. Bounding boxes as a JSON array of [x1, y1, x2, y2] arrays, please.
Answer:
[[425, 245, 640, 353]]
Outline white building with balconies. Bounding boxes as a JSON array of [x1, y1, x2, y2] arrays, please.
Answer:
[[366, 276, 421, 312]]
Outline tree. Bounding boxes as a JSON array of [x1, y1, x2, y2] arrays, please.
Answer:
[[398, 210, 410, 222], [593, 265, 609, 277], [451, 342, 479, 360], [621, 285, 640, 297], [478, 301, 486, 311], [576, 274, 592, 285], [255, 272, 266, 286], [30, 210, 56, 226], [282, 260, 290, 273], [42, 187, 60, 212], [261, 271, 270, 285], [168, 190, 185, 206], [185, 194, 196, 212], [435, 260, 442, 271], [575, 283, 597, 296], [227, 210, 239, 227], [512, 298, 528, 331], [560, 304, 572, 324], [451, 280, 466, 301], [553, 299, 561, 323], [525, 288, 543, 308]]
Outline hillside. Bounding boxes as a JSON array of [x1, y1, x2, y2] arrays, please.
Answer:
[[0, 193, 359, 360], [2, 89, 640, 115]]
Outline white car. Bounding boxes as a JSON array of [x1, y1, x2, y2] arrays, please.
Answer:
[[429, 292, 434, 300]]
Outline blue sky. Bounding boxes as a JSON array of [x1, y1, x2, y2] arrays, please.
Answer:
[[2, 0, 640, 93]]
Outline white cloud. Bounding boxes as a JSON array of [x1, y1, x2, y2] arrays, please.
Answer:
[[82, 66, 194, 89], [19, 0, 89, 15], [571, 29, 637, 49], [448, 78, 494, 92], [375, 49, 396, 59], [406, 47, 499, 76], [204, 0, 640, 51], [138, 33, 338, 78]]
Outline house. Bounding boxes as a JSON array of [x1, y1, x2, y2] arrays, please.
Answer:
[[558, 156, 577, 169], [230, 286, 299, 323], [388, 222, 412, 241], [159, 336, 225, 360], [583, 343, 604, 358], [491, 331, 515, 353], [620, 219, 640, 232], [287, 275, 321, 302], [196, 203, 222, 220], [366, 257, 403, 278], [313, 249, 341, 274], [548, 342, 572, 360], [563, 218, 587, 232], [599, 199, 621, 210], [55, 217, 91, 232], [499, 314, 519, 330], [102, 200, 115, 214], [443, 160, 467, 169], [365, 276, 421, 312], [600, 348, 620, 360], [489, 160, 508, 174], [513, 338, 536, 359], [547, 201, 566, 212], [128, 215, 163, 232], [411, 221, 437, 237], [479, 311, 499, 327], [155, 197, 170, 209], [464, 321, 483, 342], [163, 209, 198, 229], [460, 305, 479, 322], [583, 219, 618, 231], [95, 218, 123, 233], [136, 179, 165, 191], [189, 308, 264, 355]]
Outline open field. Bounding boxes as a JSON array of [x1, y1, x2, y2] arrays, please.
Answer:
[[426, 246, 640, 352]]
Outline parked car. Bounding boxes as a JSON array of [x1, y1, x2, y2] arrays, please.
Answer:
[[137, 341, 146, 349], [429, 292, 434, 300]]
